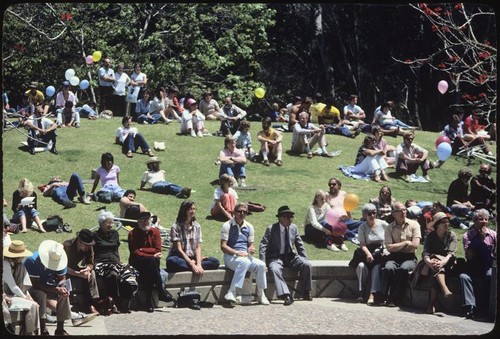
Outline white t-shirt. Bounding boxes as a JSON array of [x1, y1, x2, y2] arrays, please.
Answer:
[[141, 170, 165, 188], [210, 187, 238, 210], [115, 126, 138, 143], [113, 72, 131, 96]]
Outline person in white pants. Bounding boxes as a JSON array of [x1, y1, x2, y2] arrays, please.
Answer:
[[220, 203, 269, 305]]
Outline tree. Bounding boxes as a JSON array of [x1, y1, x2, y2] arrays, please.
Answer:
[[395, 3, 496, 125]]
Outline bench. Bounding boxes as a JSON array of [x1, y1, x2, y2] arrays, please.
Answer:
[[164, 260, 359, 304]]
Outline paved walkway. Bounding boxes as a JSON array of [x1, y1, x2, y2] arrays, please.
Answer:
[[46, 298, 495, 336]]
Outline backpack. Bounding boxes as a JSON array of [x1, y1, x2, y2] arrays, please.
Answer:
[[42, 215, 72, 233], [246, 202, 266, 213]]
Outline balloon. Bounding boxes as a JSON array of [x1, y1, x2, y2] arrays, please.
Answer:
[[79, 79, 89, 90], [325, 208, 340, 227], [436, 142, 452, 161], [65, 68, 75, 81], [435, 135, 451, 149], [254, 87, 265, 99], [344, 193, 360, 212], [85, 55, 94, 65], [437, 80, 448, 94], [92, 51, 102, 62], [45, 86, 55, 97], [69, 76, 80, 87], [332, 221, 347, 237]]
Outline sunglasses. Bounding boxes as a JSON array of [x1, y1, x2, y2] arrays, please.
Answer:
[[367, 211, 377, 215]]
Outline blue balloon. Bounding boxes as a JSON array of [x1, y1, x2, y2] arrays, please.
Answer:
[[80, 79, 90, 90], [45, 86, 55, 97], [436, 142, 452, 161]]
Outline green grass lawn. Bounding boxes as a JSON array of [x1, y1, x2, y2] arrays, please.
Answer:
[[2, 117, 496, 263]]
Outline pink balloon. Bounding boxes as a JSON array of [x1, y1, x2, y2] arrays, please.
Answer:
[[437, 80, 448, 94], [325, 208, 340, 226], [435, 135, 451, 149], [332, 221, 347, 237], [85, 55, 94, 65]]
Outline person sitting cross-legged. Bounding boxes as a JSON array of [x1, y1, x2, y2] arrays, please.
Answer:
[[220, 203, 270, 305], [23, 104, 58, 155], [115, 116, 155, 158], [259, 205, 313, 306]]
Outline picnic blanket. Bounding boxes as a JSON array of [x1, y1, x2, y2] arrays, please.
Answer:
[[338, 166, 371, 181]]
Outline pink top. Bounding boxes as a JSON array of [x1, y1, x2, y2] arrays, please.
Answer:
[[96, 165, 120, 186]]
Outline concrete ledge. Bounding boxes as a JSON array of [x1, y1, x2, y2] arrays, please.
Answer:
[[164, 260, 359, 304]]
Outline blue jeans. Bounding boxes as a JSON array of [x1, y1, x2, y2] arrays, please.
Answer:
[[219, 163, 246, 179], [122, 133, 150, 153], [381, 120, 412, 129], [166, 255, 220, 273], [151, 181, 182, 196], [12, 207, 39, 224], [51, 173, 86, 206], [136, 113, 161, 125]]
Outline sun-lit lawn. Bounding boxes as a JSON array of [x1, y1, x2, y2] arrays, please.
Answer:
[[2, 116, 496, 262]]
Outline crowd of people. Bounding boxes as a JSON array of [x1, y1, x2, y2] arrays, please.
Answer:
[[2, 57, 497, 334]]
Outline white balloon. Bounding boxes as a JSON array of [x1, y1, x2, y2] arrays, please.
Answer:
[[65, 68, 76, 81], [69, 76, 80, 86]]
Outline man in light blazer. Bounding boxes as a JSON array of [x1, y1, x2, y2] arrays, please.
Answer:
[[259, 205, 313, 305]]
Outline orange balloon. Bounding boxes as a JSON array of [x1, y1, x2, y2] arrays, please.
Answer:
[[344, 193, 360, 212]]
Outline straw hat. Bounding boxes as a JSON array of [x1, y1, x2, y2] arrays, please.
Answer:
[[427, 212, 449, 230], [146, 157, 162, 165], [3, 240, 33, 258], [38, 240, 68, 271]]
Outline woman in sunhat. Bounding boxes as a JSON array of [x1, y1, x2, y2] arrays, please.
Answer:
[[420, 212, 458, 314], [3, 240, 40, 335]]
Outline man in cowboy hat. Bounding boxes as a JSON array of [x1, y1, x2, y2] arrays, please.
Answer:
[[259, 205, 313, 306], [3, 240, 40, 335], [140, 157, 191, 198], [24, 239, 93, 335], [62, 229, 100, 314]]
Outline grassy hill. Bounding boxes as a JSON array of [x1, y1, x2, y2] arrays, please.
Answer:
[[2, 116, 496, 262]]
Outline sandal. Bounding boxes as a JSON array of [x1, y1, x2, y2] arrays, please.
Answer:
[[146, 150, 155, 157], [126, 151, 133, 158]]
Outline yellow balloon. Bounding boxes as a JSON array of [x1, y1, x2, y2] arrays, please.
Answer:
[[92, 51, 102, 62], [344, 193, 360, 212], [254, 87, 265, 99]]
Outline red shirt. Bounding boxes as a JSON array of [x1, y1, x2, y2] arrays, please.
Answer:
[[128, 226, 162, 262], [464, 115, 486, 134]]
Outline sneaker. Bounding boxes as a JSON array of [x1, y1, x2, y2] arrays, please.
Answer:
[[214, 159, 221, 166], [190, 130, 197, 137], [45, 313, 57, 323], [176, 187, 192, 199], [224, 291, 237, 303], [459, 223, 469, 230], [202, 130, 212, 136], [433, 160, 444, 168], [262, 159, 270, 166], [62, 200, 76, 208], [197, 131, 203, 138], [403, 175, 411, 183], [74, 123, 80, 128], [257, 293, 270, 305], [424, 175, 431, 182], [239, 178, 247, 188], [350, 237, 360, 245], [78, 195, 92, 205], [340, 243, 349, 252], [230, 177, 238, 187], [327, 244, 340, 252], [71, 312, 97, 326], [165, 118, 172, 124]]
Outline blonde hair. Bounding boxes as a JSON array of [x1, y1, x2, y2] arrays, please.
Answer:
[[18, 178, 34, 196]]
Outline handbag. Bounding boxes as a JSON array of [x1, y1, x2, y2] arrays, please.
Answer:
[[348, 244, 384, 268], [175, 289, 201, 310], [126, 86, 140, 103]]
